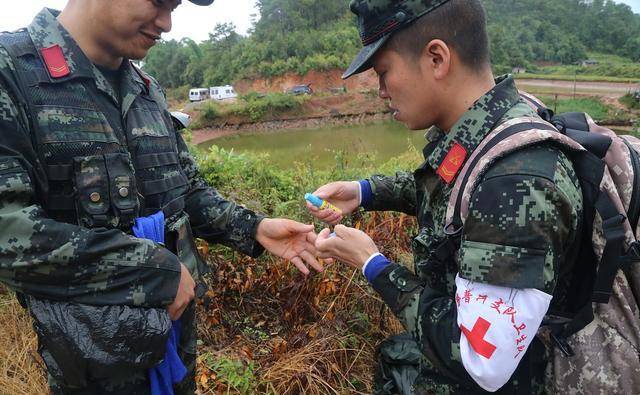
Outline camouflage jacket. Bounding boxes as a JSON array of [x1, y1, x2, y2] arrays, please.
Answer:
[[0, 8, 264, 308], [366, 76, 583, 392]]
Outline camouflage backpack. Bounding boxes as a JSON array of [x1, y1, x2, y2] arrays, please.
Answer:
[[444, 92, 640, 393]]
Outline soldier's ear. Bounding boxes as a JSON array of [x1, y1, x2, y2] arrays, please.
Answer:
[[421, 39, 451, 81]]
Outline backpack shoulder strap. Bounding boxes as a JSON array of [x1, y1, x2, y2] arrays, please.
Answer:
[[444, 117, 585, 233]]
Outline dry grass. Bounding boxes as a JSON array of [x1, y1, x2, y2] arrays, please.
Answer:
[[0, 286, 48, 395], [195, 212, 412, 394], [0, 212, 413, 394]]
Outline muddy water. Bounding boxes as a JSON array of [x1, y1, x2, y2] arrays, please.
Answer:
[[197, 121, 426, 169]]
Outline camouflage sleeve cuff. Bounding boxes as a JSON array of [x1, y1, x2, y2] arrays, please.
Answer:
[[365, 172, 417, 214], [226, 207, 265, 258], [371, 263, 423, 314], [248, 213, 266, 258], [139, 245, 183, 306]]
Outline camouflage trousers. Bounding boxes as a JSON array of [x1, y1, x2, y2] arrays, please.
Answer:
[[373, 332, 547, 395], [46, 303, 198, 395]]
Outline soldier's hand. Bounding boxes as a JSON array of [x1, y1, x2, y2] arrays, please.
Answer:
[[256, 218, 323, 275], [168, 263, 196, 321], [315, 225, 379, 270], [306, 181, 360, 225]]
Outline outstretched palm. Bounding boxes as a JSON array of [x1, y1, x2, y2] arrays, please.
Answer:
[[255, 218, 323, 275]]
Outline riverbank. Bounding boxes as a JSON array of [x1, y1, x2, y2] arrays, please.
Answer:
[[190, 111, 393, 145], [187, 90, 638, 146]]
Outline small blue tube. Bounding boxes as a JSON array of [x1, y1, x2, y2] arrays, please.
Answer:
[[305, 193, 324, 208]]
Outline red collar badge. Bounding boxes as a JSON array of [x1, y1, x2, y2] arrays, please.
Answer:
[[437, 142, 467, 184], [40, 45, 70, 79]]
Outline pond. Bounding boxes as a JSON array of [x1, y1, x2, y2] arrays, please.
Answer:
[[197, 121, 428, 169]]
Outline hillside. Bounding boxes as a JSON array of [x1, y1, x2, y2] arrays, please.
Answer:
[[143, 0, 640, 89]]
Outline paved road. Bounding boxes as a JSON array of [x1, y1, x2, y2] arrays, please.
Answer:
[[516, 78, 638, 98]]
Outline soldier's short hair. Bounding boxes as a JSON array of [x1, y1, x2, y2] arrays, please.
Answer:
[[387, 0, 490, 71]]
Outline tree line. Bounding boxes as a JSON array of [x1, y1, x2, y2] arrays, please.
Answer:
[[142, 0, 640, 89]]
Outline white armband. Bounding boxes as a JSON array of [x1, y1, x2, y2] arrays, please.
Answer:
[[455, 274, 551, 392]]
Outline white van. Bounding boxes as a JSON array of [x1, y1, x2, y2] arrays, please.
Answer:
[[210, 85, 238, 101], [189, 88, 209, 102]]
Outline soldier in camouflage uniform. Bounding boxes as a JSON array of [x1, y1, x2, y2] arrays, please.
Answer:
[[309, 0, 583, 393], [0, 0, 321, 393]]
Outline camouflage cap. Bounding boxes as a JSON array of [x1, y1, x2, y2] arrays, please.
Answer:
[[188, 0, 215, 5], [343, 0, 451, 79]]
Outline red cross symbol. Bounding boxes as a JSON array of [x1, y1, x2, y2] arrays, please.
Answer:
[[460, 317, 497, 359]]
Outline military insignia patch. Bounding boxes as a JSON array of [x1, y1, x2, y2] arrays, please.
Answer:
[[437, 142, 467, 184], [40, 45, 70, 78]]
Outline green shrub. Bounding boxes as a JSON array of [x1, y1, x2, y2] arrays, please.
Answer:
[[193, 142, 420, 219], [202, 354, 259, 394], [200, 102, 220, 122], [165, 85, 190, 103], [538, 96, 614, 120], [620, 93, 640, 110]]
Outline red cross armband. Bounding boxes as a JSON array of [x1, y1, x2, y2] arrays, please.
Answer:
[[454, 274, 552, 391]]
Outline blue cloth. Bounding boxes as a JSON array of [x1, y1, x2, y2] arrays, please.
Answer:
[[133, 212, 187, 395], [358, 179, 373, 208], [364, 253, 391, 283]]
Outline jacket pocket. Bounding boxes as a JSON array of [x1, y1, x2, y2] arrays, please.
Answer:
[[105, 153, 140, 229], [73, 155, 110, 228], [72, 153, 140, 230]]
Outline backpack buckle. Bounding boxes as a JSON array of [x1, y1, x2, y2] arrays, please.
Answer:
[[621, 241, 640, 269], [550, 331, 575, 358]]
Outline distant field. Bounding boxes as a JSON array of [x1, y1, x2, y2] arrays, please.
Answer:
[[515, 74, 640, 84], [515, 79, 638, 99], [513, 52, 640, 84]]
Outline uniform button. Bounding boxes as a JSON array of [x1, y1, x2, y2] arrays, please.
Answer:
[[397, 278, 407, 287], [119, 187, 129, 197], [90, 192, 101, 202]]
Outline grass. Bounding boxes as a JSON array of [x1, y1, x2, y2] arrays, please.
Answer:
[[537, 95, 620, 121], [0, 287, 47, 395], [620, 93, 640, 110], [513, 52, 640, 83], [514, 73, 640, 83]]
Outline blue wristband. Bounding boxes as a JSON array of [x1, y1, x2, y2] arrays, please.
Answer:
[[363, 253, 391, 283], [359, 179, 373, 208]]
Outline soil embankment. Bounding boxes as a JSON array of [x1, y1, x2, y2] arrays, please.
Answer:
[[182, 69, 638, 145], [234, 68, 379, 95]]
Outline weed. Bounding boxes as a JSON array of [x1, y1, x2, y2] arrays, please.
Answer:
[[620, 93, 640, 110], [538, 96, 614, 120], [200, 353, 259, 394]]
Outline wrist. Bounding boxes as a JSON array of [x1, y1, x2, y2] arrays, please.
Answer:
[[362, 253, 390, 283], [358, 179, 373, 208], [254, 217, 270, 243]]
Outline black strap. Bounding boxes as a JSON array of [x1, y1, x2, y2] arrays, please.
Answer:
[[144, 195, 185, 219], [431, 233, 461, 263], [46, 164, 72, 181], [450, 121, 557, 230], [551, 191, 626, 345], [622, 139, 640, 233], [135, 152, 179, 170], [46, 195, 75, 210], [591, 192, 626, 303], [141, 173, 188, 196]]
